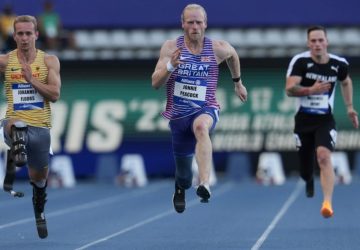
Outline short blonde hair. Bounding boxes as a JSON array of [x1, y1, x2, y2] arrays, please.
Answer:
[[181, 4, 207, 23], [13, 15, 38, 32]]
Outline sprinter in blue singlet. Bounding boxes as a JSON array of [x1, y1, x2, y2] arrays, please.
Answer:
[[151, 4, 248, 213]]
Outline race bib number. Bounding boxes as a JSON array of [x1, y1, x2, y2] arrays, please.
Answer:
[[300, 94, 328, 109], [174, 78, 206, 101], [299, 94, 329, 114], [12, 83, 44, 110]]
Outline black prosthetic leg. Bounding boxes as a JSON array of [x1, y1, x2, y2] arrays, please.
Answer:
[[3, 150, 24, 197], [31, 182, 48, 239], [10, 121, 28, 167]]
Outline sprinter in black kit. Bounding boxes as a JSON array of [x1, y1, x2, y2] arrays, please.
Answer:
[[285, 25, 358, 218]]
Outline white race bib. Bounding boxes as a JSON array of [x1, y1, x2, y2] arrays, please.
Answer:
[[300, 94, 328, 109], [12, 83, 44, 110], [173, 81, 206, 101]]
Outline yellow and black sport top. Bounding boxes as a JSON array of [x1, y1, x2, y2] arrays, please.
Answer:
[[4, 49, 51, 128]]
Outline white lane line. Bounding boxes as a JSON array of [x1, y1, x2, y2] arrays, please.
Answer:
[[0, 182, 169, 230], [74, 182, 234, 250], [251, 179, 303, 250]]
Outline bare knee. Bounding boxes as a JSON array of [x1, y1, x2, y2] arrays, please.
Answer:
[[316, 147, 332, 169], [193, 122, 208, 137]]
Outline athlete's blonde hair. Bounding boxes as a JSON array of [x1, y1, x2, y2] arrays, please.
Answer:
[[13, 15, 38, 32], [181, 4, 207, 24]]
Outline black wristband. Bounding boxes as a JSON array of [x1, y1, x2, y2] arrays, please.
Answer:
[[232, 77, 241, 83]]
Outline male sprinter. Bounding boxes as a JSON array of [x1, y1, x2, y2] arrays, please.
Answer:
[[0, 15, 61, 237], [152, 4, 247, 213], [286, 25, 358, 218]]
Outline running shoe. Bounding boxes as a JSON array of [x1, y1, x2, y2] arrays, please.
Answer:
[[321, 200, 334, 218], [305, 179, 314, 198], [196, 184, 211, 203], [172, 183, 185, 213]]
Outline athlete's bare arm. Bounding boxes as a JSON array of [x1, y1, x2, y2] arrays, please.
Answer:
[[340, 76, 359, 128], [286, 76, 331, 97], [0, 54, 9, 73], [151, 40, 181, 89], [21, 54, 61, 102], [213, 40, 247, 102]]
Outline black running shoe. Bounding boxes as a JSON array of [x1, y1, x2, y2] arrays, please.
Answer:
[[31, 183, 48, 238], [172, 183, 185, 213], [196, 184, 211, 203], [306, 179, 314, 198]]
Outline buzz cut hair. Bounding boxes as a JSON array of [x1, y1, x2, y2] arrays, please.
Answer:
[[181, 4, 207, 23]]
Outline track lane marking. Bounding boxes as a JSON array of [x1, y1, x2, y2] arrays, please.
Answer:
[[251, 179, 303, 250], [74, 182, 234, 250], [0, 182, 169, 230]]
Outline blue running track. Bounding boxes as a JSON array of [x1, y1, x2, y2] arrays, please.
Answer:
[[0, 177, 359, 250]]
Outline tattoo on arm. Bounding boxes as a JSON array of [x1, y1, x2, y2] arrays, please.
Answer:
[[287, 84, 310, 96], [225, 49, 240, 78]]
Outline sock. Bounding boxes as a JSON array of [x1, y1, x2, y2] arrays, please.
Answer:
[[33, 180, 47, 188]]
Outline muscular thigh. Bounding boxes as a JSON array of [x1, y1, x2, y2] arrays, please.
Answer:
[[193, 107, 218, 132], [170, 116, 196, 157], [315, 123, 336, 151], [169, 107, 219, 157]]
